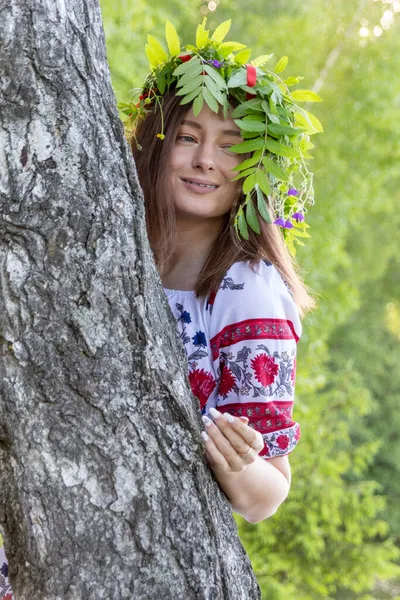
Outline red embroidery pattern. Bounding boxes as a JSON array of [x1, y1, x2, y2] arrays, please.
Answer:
[[211, 318, 299, 360], [220, 401, 299, 457], [188, 369, 216, 409]]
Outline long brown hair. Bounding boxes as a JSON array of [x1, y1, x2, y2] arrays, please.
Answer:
[[131, 89, 315, 316]]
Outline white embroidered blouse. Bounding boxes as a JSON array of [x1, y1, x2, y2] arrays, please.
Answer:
[[164, 259, 302, 459]]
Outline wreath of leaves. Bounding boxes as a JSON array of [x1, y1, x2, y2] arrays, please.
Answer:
[[120, 18, 323, 256]]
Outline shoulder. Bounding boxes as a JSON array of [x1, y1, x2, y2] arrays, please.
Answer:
[[209, 260, 301, 340]]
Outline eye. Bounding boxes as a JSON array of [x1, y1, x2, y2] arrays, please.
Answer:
[[177, 134, 196, 143], [221, 144, 237, 154]]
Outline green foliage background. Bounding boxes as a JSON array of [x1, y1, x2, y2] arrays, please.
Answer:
[[99, 1, 400, 598]]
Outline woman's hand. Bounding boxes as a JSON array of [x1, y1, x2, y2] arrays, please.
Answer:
[[201, 407, 264, 474]]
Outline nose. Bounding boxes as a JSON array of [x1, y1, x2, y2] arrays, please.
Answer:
[[192, 143, 216, 171]]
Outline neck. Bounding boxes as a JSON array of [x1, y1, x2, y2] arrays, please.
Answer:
[[162, 216, 223, 290]]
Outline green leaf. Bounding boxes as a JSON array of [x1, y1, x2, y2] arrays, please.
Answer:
[[274, 56, 288, 73], [256, 169, 271, 195], [204, 75, 225, 104], [202, 87, 219, 113], [261, 156, 289, 180], [173, 56, 202, 77], [242, 113, 265, 121], [196, 17, 209, 48], [227, 68, 247, 88], [291, 227, 311, 238], [291, 89, 323, 103], [231, 152, 262, 172], [219, 41, 247, 58], [268, 97, 279, 115], [235, 48, 252, 65], [237, 211, 249, 239], [211, 19, 231, 42], [264, 139, 300, 158], [145, 44, 159, 70], [147, 35, 168, 64], [241, 130, 261, 140], [165, 20, 180, 56], [229, 139, 264, 154], [256, 184, 272, 223], [222, 94, 230, 120], [243, 173, 256, 194], [176, 65, 204, 88], [203, 64, 227, 89], [246, 196, 260, 234], [192, 93, 204, 116], [180, 87, 203, 105], [234, 119, 266, 133], [175, 77, 202, 96], [267, 123, 304, 137], [251, 54, 274, 67], [295, 109, 323, 133], [284, 75, 304, 86], [231, 167, 257, 181], [231, 99, 263, 118]]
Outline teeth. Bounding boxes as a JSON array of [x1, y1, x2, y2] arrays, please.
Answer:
[[185, 179, 217, 188]]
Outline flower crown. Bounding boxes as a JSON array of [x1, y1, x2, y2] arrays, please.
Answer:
[[120, 18, 323, 255]]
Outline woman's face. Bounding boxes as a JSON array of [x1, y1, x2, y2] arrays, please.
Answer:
[[167, 103, 243, 223]]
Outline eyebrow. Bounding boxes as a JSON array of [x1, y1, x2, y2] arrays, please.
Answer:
[[181, 119, 242, 138]]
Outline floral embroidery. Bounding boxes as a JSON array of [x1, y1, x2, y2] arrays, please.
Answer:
[[0, 558, 12, 600], [206, 274, 245, 314], [276, 434, 290, 450], [175, 304, 209, 364], [206, 291, 217, 314], [165, 260, 301, 456], [211, 318, 299, 360], [192, 331, 207, 347], [220, 401, 299, 458], [251, 353, 279, 387], [219, 364, 236, 397], [291, 357, 296, 385], [220, 276, 245, 291], [219, 343, 296, 399], [181, 310, 191, 324], [188, 369, 216, 409]]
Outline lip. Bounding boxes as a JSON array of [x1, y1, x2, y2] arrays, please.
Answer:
[[180, 177, 220, 193]]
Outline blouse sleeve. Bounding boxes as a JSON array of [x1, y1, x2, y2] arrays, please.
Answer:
[[209, 260, 302, 459]]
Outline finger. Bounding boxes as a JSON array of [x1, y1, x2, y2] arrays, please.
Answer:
[[203, 414, 249, 469], [239, 416, 249, 424], [202, 416, 246, 470], [210, 408, 264, 455], [202, 431, 231, 473]]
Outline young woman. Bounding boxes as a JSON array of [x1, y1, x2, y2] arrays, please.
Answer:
[[129, 20, 319, 525], [0, 19, 321, 598]]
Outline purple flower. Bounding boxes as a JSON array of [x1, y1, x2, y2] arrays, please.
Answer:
[[181, 311, 191, 324], [292, 212, 304, 222], [274, 218, 294, 229], [287, 188, 298, 196], [192, 331, 207, 347], [206, 59, 223, 68]]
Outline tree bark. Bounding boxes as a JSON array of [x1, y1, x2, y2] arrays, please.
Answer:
[[0, 1, 260, 598]]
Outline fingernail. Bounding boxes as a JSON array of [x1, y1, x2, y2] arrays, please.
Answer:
[[201, 431, 209, 442], [202, 415, 212, 427], [223, 412, 235, 423], [209, 407, 221, 419]]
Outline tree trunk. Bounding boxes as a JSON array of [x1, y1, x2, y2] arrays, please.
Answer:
[[0, 1, 260, 598]]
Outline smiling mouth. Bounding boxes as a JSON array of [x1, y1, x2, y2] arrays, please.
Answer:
[[181, 178, 219, 189]]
